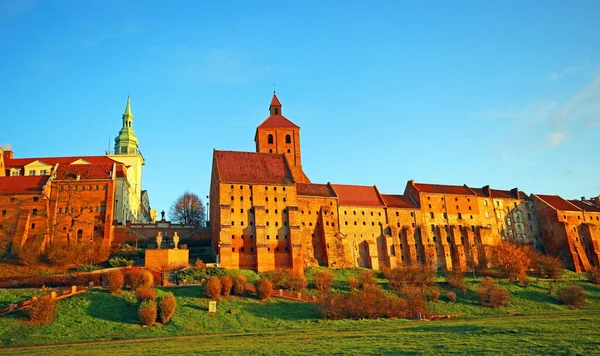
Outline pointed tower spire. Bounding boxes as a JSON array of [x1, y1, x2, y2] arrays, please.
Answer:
[[114, 96, 139, 155], [269, 93, 282, 115], [124, 96, 132, 117]]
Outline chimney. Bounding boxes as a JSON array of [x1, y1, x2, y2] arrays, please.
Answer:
[[483, 185, 491, 197], [581, 196, 586, 201], [3, 150, 13, 160]]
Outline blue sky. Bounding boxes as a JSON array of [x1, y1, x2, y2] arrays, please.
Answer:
[[1, 0, 599, 213]]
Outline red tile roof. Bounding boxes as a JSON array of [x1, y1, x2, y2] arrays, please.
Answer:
[[257, 115, 299, 129], [535, 194, 580, 212], [214, 150, 295, 185], [413, 182, 475, 196], [5, 155, 117, 169], [270, 93, 282, 107], [381, 194, 418, 209], [568, 200, 600, 213], [55, 164, 114, 180], [490, 189, 518, 199], [331, 184, 384, 207], [0, 176, 49, 194], [296, 183, 336, 197]]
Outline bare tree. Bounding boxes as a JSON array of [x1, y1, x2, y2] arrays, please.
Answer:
[[169, 191, 205, 226]]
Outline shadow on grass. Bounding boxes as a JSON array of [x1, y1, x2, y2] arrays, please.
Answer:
[[241, 300, 320, 321], [87, 290, 138, 324], [170, 286, 204, 298]]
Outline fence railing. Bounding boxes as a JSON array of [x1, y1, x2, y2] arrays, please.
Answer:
[[0, 284, 92, 316]]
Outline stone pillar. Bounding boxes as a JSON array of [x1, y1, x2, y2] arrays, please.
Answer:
[[404, 226, 417, 266]]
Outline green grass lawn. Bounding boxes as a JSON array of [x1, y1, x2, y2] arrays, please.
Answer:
[[1, 270, 599, 354]]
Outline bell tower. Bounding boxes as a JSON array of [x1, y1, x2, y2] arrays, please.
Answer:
[[114, 96, 139, 155], [255, 93, 309, 183]]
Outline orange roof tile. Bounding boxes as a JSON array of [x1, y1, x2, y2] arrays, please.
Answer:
[[381, 194, 417, 209], [55, 164, 114, 180], [296, 183, 336, 197], [331, 184, 384, 207], [568, 200, 600, 213], [535, 194, 580, 212], [413, 182, 475, 196], [5, 155, 117, 169], [257, 115, 299, 129], [214, 150, 295, 185], [270, 93, 282, 107], [0, 176, 48, 194]]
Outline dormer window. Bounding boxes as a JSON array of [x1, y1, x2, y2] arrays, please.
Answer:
[[274, 108, 279, 115]]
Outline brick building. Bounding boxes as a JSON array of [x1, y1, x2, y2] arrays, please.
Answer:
[[0, 97, 153, 258], [210, 94, 552, 273], [531, 194, 600, 272]]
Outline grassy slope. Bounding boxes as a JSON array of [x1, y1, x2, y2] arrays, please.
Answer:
[[0, 269, 599, 353]]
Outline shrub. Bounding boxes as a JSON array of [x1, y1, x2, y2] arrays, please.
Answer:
[[358, 270, 376, 288], [557, 285, 586, 307], [318, 286, 407, 320], [401, 285, 426, 314], [28, 295, 56, 325], [313, 270, 334, 291], [264, 269, 288, 289], [176, 267, 227, 285], [232, 275, 247, 296], [157, 292, 176, 324], [586, 266, 600, 285], [537, 255, 564, 279], [384, 266, 436, 292], [348, 277, 359, 290], [220, 276, 233, 296], [427, 287, 440, 302], [255, 277, 273, 301], [284, 271, 308, 292], [126, 269, 154, 289], [491, 242, 530, 281], [138, 300, 157, 326], [447, 291, 457, 303], [205, 277, 222, 300], [445, 270, 466, 292], [136, 287, 156, 303], [477, 277, 510, 308], [107, 271, 125, 294], [109, 256, 134, 268]]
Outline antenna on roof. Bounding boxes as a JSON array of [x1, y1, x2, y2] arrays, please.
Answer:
[[273, 84, 276, 94]]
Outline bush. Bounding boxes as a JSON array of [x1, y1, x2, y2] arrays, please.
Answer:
[[401, 285, 426, 314], [28, 295, 56, 325], [107, 271, 125, 294], [138, 300, 157, 326], [176, 267, 227, 285], [255, 277, 273, 301], [205, 277, 222, 300], [284, 271, 308, 292], [136, 287, 156, 303], [384, 265, 436, 292], [557, 285, 586, 307], [109, 256, 134, 268], [220, 276, 233, 296], [447, 291, 457, 303], [232, 275, 247, 296], [358, 270, 377, 288], [586, 266, 600, 285], [491, 242, 530, 281], [264, 269, 288, 289], [445, 270, 466, 292], [318, 286, 407, 320], [313, 270, 334, 291], [476, 277, 510, 308], [126, 269, 154, 289], [537, 255, 564, 279], [426, 287, 440, 302], [157, 292, 176, 324], [348, 277, 359, 290]]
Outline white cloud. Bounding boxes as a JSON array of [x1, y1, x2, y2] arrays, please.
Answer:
[[547, 64, 587, 81], [481, 72, 600, 153]]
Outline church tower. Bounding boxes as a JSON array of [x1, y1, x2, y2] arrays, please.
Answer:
[[114, 96, 139, 155], [255, 93, 310, 183], [107, 96, 145, 223]]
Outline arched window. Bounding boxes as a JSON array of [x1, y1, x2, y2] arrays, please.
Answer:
[[268, 134, 273, 144], [285, 134, 291, 144]]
